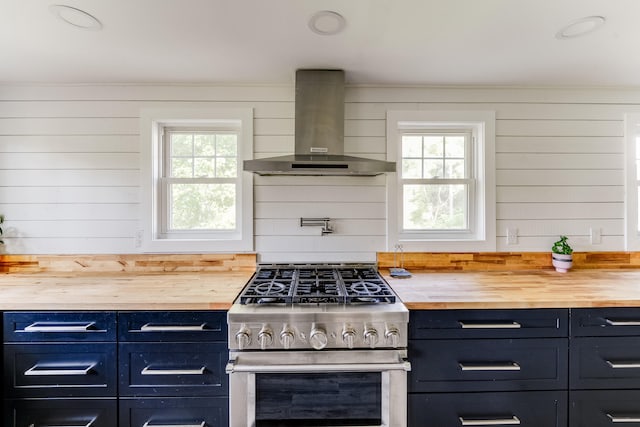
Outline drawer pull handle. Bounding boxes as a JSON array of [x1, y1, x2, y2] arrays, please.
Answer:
[[459, 362, 521, 371], [607, 414, 640, 423], [459, 416, 521, 426], [459, 322, 521, 329], [606, 360, 640, 369], [141, 366, 206, 375], [143, 423, 205, 427], [25, 364, 95, 376], [140, 323, 207, 332], [605, 319, 640, 326], [24, 322, 96, 333], [41, 420, 96, 427]]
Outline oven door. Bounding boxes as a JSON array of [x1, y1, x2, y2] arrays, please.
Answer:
[[226, 349, 410, 427]]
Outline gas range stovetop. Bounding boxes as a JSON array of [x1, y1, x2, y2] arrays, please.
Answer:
[[238, 264, 396, 305], [228, 264, 408, 351]]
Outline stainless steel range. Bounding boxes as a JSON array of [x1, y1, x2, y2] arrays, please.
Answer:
[[226, 264, 410, 427]]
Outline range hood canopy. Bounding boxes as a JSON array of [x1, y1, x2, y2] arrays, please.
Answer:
[[243, 69, 396, 176]]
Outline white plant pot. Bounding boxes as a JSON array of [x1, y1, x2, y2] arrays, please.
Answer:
[[552, 253, 573, 273]]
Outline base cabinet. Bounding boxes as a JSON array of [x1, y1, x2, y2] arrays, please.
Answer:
[[120, 397, 228, 427], [408, 309, 569, 427], [6, 398, 117, 427]]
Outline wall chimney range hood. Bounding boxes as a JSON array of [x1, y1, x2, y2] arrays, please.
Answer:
[[243, 69, 396, 176]]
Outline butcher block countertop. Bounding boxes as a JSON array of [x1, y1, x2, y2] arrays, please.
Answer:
[[0, 271, 254, 310], [382, 269, 640, 310]]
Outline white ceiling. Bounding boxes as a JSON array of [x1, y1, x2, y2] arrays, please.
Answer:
[[2, 0, 639, 86]]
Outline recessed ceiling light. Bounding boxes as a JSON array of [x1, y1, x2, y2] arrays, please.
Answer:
[[308, 10, 346, 36], [49, 4, 103, 30], [555, 15, 605, 39]]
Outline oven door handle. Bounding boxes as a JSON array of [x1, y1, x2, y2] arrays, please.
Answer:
[[226, 360, 411, 374]]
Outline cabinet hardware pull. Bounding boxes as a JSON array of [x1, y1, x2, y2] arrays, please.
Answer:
[[141, 366, 206, 375], [25, 364, 95, 376], [606, 360, 640, 369], [458, 322, 521, 329], [143, 422, 205, 427], [24, 322, 96, 333], [607, 414, 640, 423], [41, 420, 96, 427], [459, 362, 521, 371], [459, 416, 521, 425], [605, 319, 640, 326], [139, 323, 207, 332]]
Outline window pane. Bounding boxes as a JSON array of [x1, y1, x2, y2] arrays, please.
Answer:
[[445, 136, 465, 157], [402, 136, 422, 157], [217, 134, 237, 156], [402, 159, 422, 179], [445, 159, 465, 179], [216, 157, 237, 178], [194, 157, 215, 177], [403, 184, 467, 230], [194, 134, 215, 156], [171, 134, 193, 156], [171, 158, 193, 178], [170, 183, 236, 230], [423, 136, 444, 157], [424, 159, 443, 179]]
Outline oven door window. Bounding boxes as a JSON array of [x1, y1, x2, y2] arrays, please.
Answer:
[[255, 372, 382, 426]]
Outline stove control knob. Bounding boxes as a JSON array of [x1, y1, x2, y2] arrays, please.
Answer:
[[385, 327, 401, 349], [310, 326, 328, 350], [235, 328, 252, 350], [258, 327, 273, 350], [363, 327, 379, 349], [342, 327, 357, 349], [280, 326, 295, 350]]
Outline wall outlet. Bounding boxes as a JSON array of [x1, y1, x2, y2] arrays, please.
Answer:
[[507, 227, 518, 245], [590, 227, 602, 245], [135, 230, 143, 248]]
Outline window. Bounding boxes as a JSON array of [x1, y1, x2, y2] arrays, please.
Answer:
[[140, 108, 253, 252], [387, 110, 495, 252], [625, 114, 640, 250]]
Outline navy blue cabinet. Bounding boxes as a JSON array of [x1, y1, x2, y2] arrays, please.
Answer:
[[3, 311, 118, 427], [2, 310, 229, 427], [409, 309, 569, 427], [570, 308, 640, 427], [118, 311, 229, 427]]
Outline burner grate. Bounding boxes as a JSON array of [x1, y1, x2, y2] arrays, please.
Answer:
[[239, 265, 396, 305]]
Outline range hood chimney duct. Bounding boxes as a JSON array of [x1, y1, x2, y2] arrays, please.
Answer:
[[243, 69, 396, 176]]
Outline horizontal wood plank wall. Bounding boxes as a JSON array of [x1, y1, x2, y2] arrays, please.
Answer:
[[0, 253, 257, 273], [377, 252, 640, 270], [2, 85, 640, 261]]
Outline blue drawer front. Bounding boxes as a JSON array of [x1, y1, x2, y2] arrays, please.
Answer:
[[5, 398, 117, 427], [4, 343, 117, 398], [119, 397, 228, 427], [119, 342, 228, 397], [118, 311, 226, 342], [4, 311, 116, 342]]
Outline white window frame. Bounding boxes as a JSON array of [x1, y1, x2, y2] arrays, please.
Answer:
[[386, 110, 496, 252], [625, 113, 640, 250], [140, 107, 254, 253]]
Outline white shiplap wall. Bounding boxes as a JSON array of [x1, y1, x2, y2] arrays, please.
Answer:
[[1, 84, 639, 261]]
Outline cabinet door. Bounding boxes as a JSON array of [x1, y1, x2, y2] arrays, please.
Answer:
[[119, 342, 228, 397], [5, 398, 117, 427], [4, 343, 117, 398], [4, 311, 116, 342], [409, 338, 568, 392], [572, 308, 640, 337], [409, 391, 567, 427], [410, 309, 568, 339], [118, 311, 226, 342], [120, 397, 228, 427], [570, 390, 640, 427], [571, 337, 640, 389]]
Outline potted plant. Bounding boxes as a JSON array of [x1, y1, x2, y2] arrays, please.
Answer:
[[551, 235, 573, 273]]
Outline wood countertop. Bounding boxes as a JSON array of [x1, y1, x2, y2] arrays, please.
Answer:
[[0, 271, 255, 310], [382, 269, 640, 310]]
